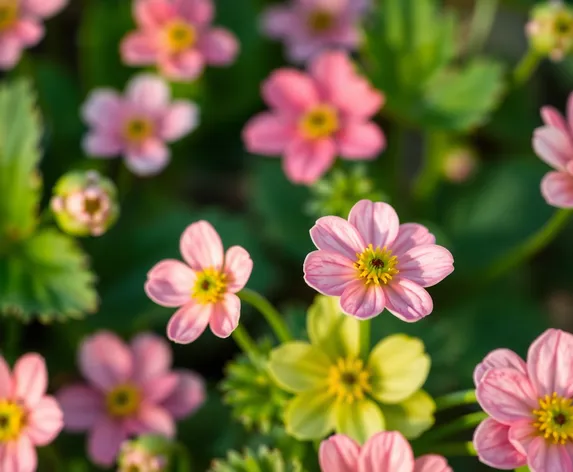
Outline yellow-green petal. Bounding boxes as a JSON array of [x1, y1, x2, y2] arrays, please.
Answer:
[[379, 390, 436, 439], [307, 295, 360, 361], [268, 342, 331, 393], [335, 398, 385, 444], [284, 389, 336, 440], [368, 334, 430, 403]]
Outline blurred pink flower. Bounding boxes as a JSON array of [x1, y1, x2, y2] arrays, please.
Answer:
[[121, 0, 239, 82], [0, 353, 63, 472], [533, 93, 573, 208], [262, 0, 368, 63], [81, 73, 199, 176], [145, 220, 253, 344], [0, 0, 67, 69], [319, 431, 452, 472], [57, 332, 206, 467], [303, 199, 454, 320], [243, 51, 385, 185], [474, 329, 573, 472]]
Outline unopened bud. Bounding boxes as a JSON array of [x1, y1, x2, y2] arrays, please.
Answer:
[[526, 1, 573, 61], [443, 146, 478, 184], [117, 435, 170, 472]]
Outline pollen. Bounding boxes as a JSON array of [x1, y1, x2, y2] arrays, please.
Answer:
[[327, 357, 371, 404], [163, 19, 197, 53], [354, 244, 399, 285], [0, 1, 17, 32], [299, 105, 339, 140], [0, 400, 25, 442], [106, 384, 141, 418], [533, 392, 573, 444], [192, 268, 227, 304], [123, 117, 154, 143]]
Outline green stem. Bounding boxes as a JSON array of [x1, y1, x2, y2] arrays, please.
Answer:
[[3, 316, 21, 365], [466, 0, 500, 55], [238, 288, 292, 343], [435, 389, 478, 411], [483, 209, 572, 282], [386, 125, 406, 210], [420, 441, 477, 457], [413, 131, 450, 204], [231, 325, 259, 361], [420, 412, 488, 443], [513, 49, 541, 86], [359, 320, 370, 361]]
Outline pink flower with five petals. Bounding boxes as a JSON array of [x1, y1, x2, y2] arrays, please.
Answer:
[[303, 199, 454, 320]]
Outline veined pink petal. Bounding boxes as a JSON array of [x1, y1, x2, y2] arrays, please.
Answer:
[[243, 112, 295, 156], [508, 419, 537, 456], [57, 384, 104, 432], [180, 220, 224, 271], [13, 20, 43, 46], [134, 0, 176, 28], [199, 28, 239, 65], [413, 455, 452, 472], [120, 31, 158, 65], [340, 280, 385, 320], [224, 246, 253, 293], [541, 106, 568, 132], [21, 0, 67, 17], [473, 348, 527, 386], [304, 250, 357, 296], [318, 434, 360, 472], [391, 223, 436, 256], [533, 126, 573, 171], [0, 435, 37, 472], [262, 69, 319, 114], [337, 122, 385, 159], [126, 74, 170, 110], [82, 132, 123, 157], [130, 333, 173, 383], [310, 215, 366, 260], [25, 396, 63, 446], [158, 49, 204, 81], [160, 101, 199, 141], [145, 259, 195, 307], [397, 244, 454, 288], [283, 137, 337, 185], [209, 293, 241, 338], [161, 370, 206, 419], [528, 437, 573, 472], [167, 302, 212, 344], [12, 353, 47, 408], [175, 0, 214, 25], [383, 278, 432, 322], [88, 417, 127, 466], [541, 171, 573, 208], [476, 368, 537, 424], [261, 5, 296, 38], [473, 418, 527, 469], [527, 328, 573, 398], [140, 373, 179, 403], [125, 139, 170, 176], [81, 89, 124, 129], [0, 36, 23, 70], [348, 200, 399, 249], [358, 431, 415, 472]]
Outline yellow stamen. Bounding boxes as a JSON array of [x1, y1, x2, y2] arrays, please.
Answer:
[[163, 19, 197, 53], [533, 392, 573, 445], [0, 1, 17, 32], [307, 10, 334, 32], [106, 384, 141, 418], [354, 244, 399, 285], [0, 400, 25, 442], [192, 268, 227, 304], [299, 105, 339, 140], [327, 357, 371, 404], [123, 117, 154, 143]]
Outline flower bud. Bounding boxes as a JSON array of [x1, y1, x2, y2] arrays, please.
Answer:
[[117, 435, 170, 472], [526, 1, 573, 61], [442, 145, 478, 184]]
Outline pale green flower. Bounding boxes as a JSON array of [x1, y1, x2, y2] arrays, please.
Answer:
[[268, 295, 434, 443]]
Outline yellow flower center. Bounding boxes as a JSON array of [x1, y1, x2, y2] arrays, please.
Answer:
[[533, 393, 573, 445], [299, 105, 339, 140], [554, 11, 573, 36], [0, 401, 25, 442], [327, 357, 371, 404], [0, 1, 17, 32], [163, 20, 197, 53], [123, 117, 154, 143], [192, 268, 227, 304], [106, 384, 141, 418], [307, 10, 334, 32], [354, 244, 399, 285]]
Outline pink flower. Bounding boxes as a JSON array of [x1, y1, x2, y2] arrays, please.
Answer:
[[0, 353, 63, 472], [473, 328, 573, 472], [243, 51, 386, 185], [533, 92, 573, 208], [81, 73, 199, 176], [0, 0, 67, 70], [262, 0, 368, 63], [303, 199, 454, 320], [57, 332, 206, 467], [319, 431, 452, 472], [121, 0, 239, 82], [145, 220, 253, 344]]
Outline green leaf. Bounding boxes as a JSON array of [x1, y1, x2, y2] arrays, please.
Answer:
[[0, 229, 98, 322]]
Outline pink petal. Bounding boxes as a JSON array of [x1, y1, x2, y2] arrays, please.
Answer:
[[79, 332, 133, 391], [161, 370, 206, 419], [527, 328, 573, 398], [0, 357, 12, 398], [508, 419, 537, 456], [348, 200, 400, 249], [0, 36, 23, 70], [262, 69, 319, 115], [13, 20, 44, 46], [160, 101, 199, 141], [310, 215, 366, 260], [473, 348, 527, 386], [283, 137, 337, 185], [384, 278, 433, 322], [340, 280, 385, 320], [158, 49, 204, 81], [175, 0, 214, 25], [126, 73, 170, 110], [476, 368, 537, 424], [533, 126, 573, 171], [337, 122, 386, 159], [224, 246, 253, 292], [57, 384, 104, 432], [397, 244, 454, 288], [125, 139, 170, 176], [528, 437, 573, 472], [88, 417, 127, 467], [242, 112, 295, 156], [358, 431, 415, 472], [120, 31, 158, 65], [180, 220, 224, 271], [140, 372, 178, 403], [319, 434, 360, 472], [21, 0, 67, 17], [130, 333, 173, 383], [261, 6, 296, 38], [567, 91, 573, 134], [167, 302, 212, 344], [413, 455, 452, 472], [199, 28, 239, 66], [145, 259, 195, 307], [81, 89, 123, 130], [391, 223, 436, 256], [209, 293, 241, 338], [541, 171, 573, 208], [127, 404, 175, 438], [25, 396, 63, 446], [82, 132, 123, 157], [473, 418, 527, 469], [134, 0, 176, 28], [12, 353, 47, 408], [304, 250, 358, 296], [541, 106, 568, 132], [0, 435, 37, 472]]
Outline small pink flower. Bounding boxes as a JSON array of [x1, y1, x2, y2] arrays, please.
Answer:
[[262, 0, 368, 63], [243, 50, 386, 185], [121, 0, 239, 82], [57, 332, 206, 467], [145, 220, 253, 344], [533, 92, 573, 208], [303, 199, 454, 320], [319, 431, 452, 472], [474, 328, 573, 472], [81, 73, 199, 176], [0, 0, 67, 70], [0, 353, 63, 472]]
